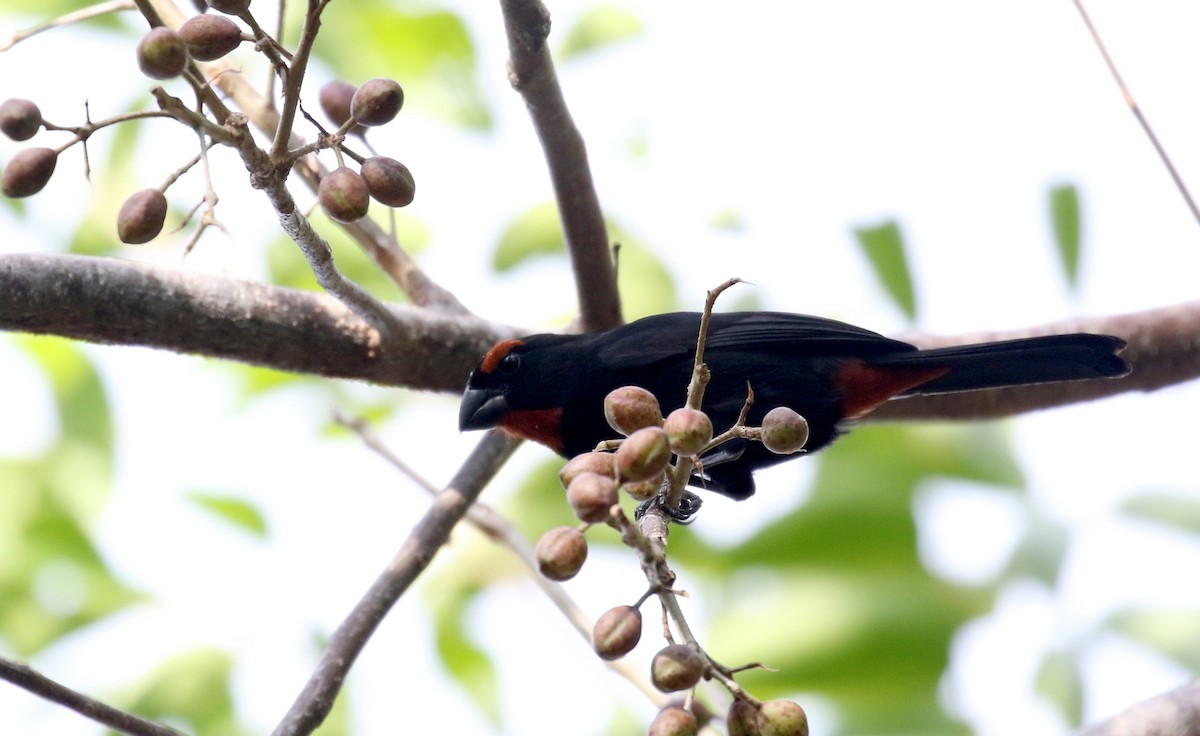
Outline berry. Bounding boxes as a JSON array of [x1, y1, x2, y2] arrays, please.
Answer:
[[592, 605, 642, 660], [757, 700, 808, 736], [534, 526, 588, 581], [318, 166, 369, 222], [1, 147, 57, 198], [0, 99, 42, 142], [615, 426, 671, 483], [361, 156, 415, 207], [137, 27, 189, 80], [604, 385, 662, 436], [117, 189, 168, 244], [558, 451, 615, 489], [178, 15, 242, 61], [650, 643, 706, 692], [648, 707, 697, 736], [319, 80, 356, 128], [727, 700, 762, 736], [566, 472, 618, 524], [350, 78, 404, 126], [760, 406, 809, 454], [663, 407, 713, 456]]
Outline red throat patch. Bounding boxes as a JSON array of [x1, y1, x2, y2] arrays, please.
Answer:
[[480, 339, 526, 374], [834, 361, 951, 419], [498, 407, 565, 453]]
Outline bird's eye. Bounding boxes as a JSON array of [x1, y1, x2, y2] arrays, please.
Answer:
[[498, 353, 521, 374]]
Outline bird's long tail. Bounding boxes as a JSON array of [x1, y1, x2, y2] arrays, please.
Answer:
[[877, 333, 1130, 395]]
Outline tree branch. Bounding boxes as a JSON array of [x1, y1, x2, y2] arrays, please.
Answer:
[[499, 0, 622, 332], [0, 253, 516, 392], [3, 253, 1198, 414], [0, 657, 182, 736], [270, 430, 521, 736], [870, 301, 1200, 421]]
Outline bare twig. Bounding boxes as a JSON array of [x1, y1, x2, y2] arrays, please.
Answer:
[[1071, 0, 1200, 227], [0, 0, 135, 52], [270, 430, 522, 736], [0, 657, 183, 736], [499, 0, 622, 332], [335, 413, 666, 705]]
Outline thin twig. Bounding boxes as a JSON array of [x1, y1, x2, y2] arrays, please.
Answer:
[[270, 430, 522, 736], [0, 657, 183, 736], [1071, 0, 1200, 227], [0, 0, 135, 52], [334, 412, 666, 705]]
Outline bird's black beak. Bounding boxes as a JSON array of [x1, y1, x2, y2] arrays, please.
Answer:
[[459, 387, 511, 431]]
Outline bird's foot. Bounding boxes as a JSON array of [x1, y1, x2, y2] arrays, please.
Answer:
[[634, 490, 703, 524]]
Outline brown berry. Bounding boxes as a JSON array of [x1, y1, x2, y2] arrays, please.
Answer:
[[558, 452, 615, 489], [137, 27, 189, 80], [604, 385, 662, 436], [206, 0, 250, 13], [650, 644, 706, 692], [534, 526, 588, 581], [592, 605, 642, 660], [615, 426, 671, 483], [361, 156, 415, 207], [178, 15, 242, 61], [1, 147, 57, 198], [727, 699, 762, 736], [648, 706, 697, 736], [663, 407, 713, 456], [117, 189, 168, 244], [566, 472, 618, 524], [760, 406, 809, 455], [318, 166, 369, 222], [350, 78, 404, 127], [757, 700, 808, 736], [0, 99, 42, 142], [319, 80, 356, 128], [621, 473, 664, 502]]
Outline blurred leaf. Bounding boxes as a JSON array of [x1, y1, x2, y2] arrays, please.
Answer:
[[493, 202, 678, 319], [20, 336, 112, 465], [2, 0, 128, 26], [116, 649, 246, 736], [316, 3, 490, 128], [1035, 648, 1083, 726], [708, 208, 746, 232], [1118, 491, 1200, 536], [432, 586, 501, 725], [187, 492, 269, 538], [492, 202, 564, 272], [1049, 183, 1081, 289], [0, 460, 142, 655], [558, 5, 644, 60], [1003, 511, 1069, 587], [853, 219, 916, 321], [1109, 608, 1200, 670]]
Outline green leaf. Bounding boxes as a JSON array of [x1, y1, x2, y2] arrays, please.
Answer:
[[558, 5, 645, 60], [1035, 648, 1083, 726], [117, 648, 247, 736], [1118, 490, 1200, 536], [187, 492, 269, 538], [432, 587, 501, 725], [316, 3, 490, 129], [492, 202, 565, 272], [1049, 183, 1081, 289], [853, 219, 916, 321]]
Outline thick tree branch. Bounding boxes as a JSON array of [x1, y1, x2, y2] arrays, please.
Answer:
[[0, 253, 516, 392], [3, 253, 1198, 412], [499, 0, 622, 332], [1078, 681, 1200, 736], [870, 301, 1200, 421]]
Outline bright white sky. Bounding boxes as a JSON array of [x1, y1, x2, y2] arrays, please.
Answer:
[[2, 1, 1200, 735]]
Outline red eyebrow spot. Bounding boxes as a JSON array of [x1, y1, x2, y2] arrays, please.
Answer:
[[480, 339, 525, 374]]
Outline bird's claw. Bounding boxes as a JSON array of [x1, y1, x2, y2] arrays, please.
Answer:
[[634, 490, 703, 524]]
